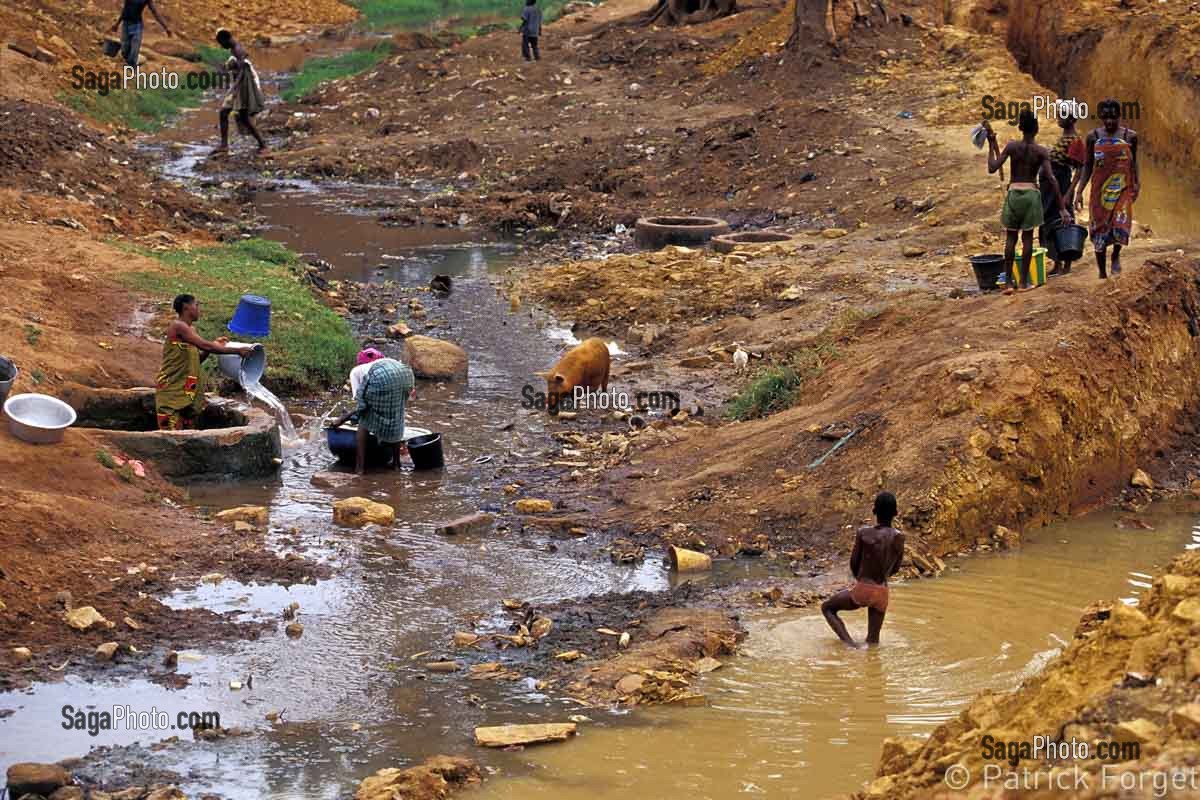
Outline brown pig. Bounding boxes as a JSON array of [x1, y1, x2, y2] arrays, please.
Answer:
[[534, 337, 611, 415]]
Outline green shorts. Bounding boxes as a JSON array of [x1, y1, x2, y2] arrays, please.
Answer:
[[1001, 188, 1044, 231]]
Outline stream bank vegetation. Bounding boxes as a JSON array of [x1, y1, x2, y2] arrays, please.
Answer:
[[726, 308, 875, 420], [62, 82, 206, 132], [354, 0, 572, 32], [121, 239, 358, 392], [282, 41, 395, 102]]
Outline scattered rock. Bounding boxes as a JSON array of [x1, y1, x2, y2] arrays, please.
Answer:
[[387, 322, 413, 339], [64, 606, 112, 631], [285, 622, 304, 638], [214, 505, 268, 528], [952, 366, 980, 382], [12, 646, 32, 662], [1131, 468, 1154, 489], [821, 228, 848, 239], [1112, 718, 1160, 745], [677, 355, 714, 368], [426, 660, 462, 673], [94, 642, 119, 662], [333, 497, 396, 527], [311, 471, 358, 489], [993, 525, 1021, 549], [144, 787, 187, 800], [403, 335, 468, 380], [354, 756, 480, 800], [474, 722, 577, 748], [1170, 703, 1200, 735], [1187, 649, 1200, 681], [901, 245, 926, 258], [615, 673, 645, 695], [435, 512, 494, 536], [693, 657, 723, 673], [1172, 597, 1200, 625], [6, 762, 71, 797], [163, 651, 178, 668], [515, 498, 554, 514], [1109, 603, 1151, 637]]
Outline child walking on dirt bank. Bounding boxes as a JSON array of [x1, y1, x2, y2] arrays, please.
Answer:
[[984, 110, 1069, 293], [520, 0, 542, 62], [212, 28, 267, 155], [821, 492, 905, 648]]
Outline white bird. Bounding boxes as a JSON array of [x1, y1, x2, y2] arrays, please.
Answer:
[[733, 345, 749, 373]]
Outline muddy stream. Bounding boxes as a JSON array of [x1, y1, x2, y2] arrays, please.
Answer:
[[3, 41, 1200, 800]]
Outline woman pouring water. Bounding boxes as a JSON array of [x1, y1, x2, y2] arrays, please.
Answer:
[[156, 293, 255, 430], [327, 349, 416, 474]]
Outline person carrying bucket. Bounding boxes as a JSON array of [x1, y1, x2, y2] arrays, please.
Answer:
[[327, 348, 416, 474], [1073, 99, 1139, 279], [1041, 104, 1086, 276], [983, 111, 1069, 294], [156, 294, 254, 430]]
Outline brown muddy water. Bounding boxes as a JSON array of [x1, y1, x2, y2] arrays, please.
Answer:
[[479, 510, 1200, 800]]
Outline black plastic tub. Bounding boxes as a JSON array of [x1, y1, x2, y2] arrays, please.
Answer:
[[327, 425, 393, 467], [969, 254, 1005, 291], [1054, 222, 1087, 262], [407, 432, 444, 470]]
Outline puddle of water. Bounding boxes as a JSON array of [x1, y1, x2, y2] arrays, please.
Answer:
[[474, 509, 1200, 800]]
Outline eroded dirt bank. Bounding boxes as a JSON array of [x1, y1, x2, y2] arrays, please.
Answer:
[[1002, 0, 1200, 170], [861, 549, 1200, 799], [516, 247, 1200, 568]]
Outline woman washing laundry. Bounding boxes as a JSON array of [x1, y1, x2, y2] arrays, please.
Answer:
[[327, 349, 416, 475]]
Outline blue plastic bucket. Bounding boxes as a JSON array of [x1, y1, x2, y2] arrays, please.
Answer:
[[228, 294, 272, 337]]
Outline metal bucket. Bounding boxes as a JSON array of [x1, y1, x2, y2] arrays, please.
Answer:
[[218, 343, 265, 387], [228, 294, 272, 337], [0, 356, 16, 406], [5, 393, 77, 444]]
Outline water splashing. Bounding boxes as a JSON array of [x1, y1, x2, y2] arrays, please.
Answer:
[[243, 379, 300, 445]]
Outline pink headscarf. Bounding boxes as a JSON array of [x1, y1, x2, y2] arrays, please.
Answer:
[[356, 348, 384, 366]]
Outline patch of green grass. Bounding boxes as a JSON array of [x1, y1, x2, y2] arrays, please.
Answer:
[[121, 239, 358, 394], [193, 44, 230, 68], [725, 308, 879, 421], [29, 369, 45, 385], [354, 0, 570, 32], [282, 42, 394, 102], [61, 80, 206, 132], [97, 449, 118, 470], [24, 325, 42, 347]]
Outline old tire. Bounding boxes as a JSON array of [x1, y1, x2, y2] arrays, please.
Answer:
[[634, 216, 730, 249], [711, 231, 795, 254]]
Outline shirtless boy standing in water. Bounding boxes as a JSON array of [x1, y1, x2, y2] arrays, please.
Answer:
[[821, 492, 905, 647]]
